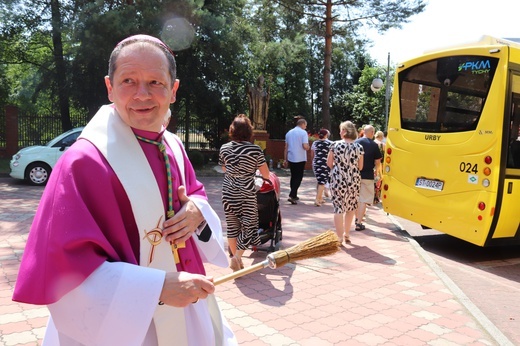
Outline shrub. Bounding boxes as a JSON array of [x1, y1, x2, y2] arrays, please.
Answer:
[[187, 150, 205, 168]]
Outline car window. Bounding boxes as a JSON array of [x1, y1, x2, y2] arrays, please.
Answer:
[[53, 131, 81, 148]]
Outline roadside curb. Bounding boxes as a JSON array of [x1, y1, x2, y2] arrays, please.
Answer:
[[387, 213, 513, 346]]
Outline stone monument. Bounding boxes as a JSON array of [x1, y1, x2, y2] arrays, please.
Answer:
[[247, 75, 270, 131]]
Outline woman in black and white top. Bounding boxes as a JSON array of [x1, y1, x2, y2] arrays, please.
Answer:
[[219, 114, 270, 272]]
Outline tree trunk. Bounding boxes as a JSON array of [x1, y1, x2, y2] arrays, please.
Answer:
[[50, 0, 72, 131], [321, 0, 333, 131]]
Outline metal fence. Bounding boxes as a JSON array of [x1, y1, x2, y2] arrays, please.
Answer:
[[1, 110, 218, 152], [0, 111, 5, 149], [171, 111, 220, 151], [173, 125, 217, 151], [16, 114, 90, 147]]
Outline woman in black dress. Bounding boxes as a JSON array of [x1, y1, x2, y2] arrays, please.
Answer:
[[310, 129, 332, 206]]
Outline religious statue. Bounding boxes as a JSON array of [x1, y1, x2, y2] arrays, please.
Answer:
[[247, 75, 270, 131]]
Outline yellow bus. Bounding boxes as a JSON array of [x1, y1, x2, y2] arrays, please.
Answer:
[[382, 36, 520, 247]]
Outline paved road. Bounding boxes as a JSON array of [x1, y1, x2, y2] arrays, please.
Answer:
[[392, 216, 520, 345], [1, 172, 519, 345]]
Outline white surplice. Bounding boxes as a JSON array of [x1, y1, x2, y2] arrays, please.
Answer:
[[43, 105, 236, 346]]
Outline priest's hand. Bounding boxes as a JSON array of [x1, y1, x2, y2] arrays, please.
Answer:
[[160, 272, 215, 307], [163, 185, 204, 244]]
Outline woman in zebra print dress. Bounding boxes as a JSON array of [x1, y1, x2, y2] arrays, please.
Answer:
[[219, 114, 270, 272]]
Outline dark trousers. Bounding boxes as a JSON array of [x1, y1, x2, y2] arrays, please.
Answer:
[[289, 161, 306, 198]]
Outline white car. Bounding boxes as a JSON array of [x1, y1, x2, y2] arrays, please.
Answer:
[[9, 127, 84, 185]]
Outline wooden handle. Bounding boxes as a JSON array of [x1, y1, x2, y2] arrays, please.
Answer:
[[214, 260, 269, 285]]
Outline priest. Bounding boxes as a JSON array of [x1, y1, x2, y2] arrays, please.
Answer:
[[12, 34, 237, 345]]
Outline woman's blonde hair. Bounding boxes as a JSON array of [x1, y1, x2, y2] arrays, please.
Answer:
[[340, 121, 357, 140], [375, 130, 384, 140]]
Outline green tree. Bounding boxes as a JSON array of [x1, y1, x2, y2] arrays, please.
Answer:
[[272, 0, 426, 130], [68, 0, 251, 150], [50, 0, 71, 130], [0, 0, 405, 146], [0, 50, 9, 113], [174, 0, 251, 148], [241, 0, 310, 139], [1, 0, 74, 131], [341, 63, 394, 131], [327, 38, 369, 136], [70, 1, 178, 116]]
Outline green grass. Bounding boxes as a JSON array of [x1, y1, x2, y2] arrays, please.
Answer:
[[0, 157, 9, 174]]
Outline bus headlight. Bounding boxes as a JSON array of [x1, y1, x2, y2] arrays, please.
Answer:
[[482, 179, 490, 187], [385, 165, 390, 173]]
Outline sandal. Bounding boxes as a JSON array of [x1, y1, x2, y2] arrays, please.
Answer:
[[343, 234, 351, 244], [355, 223, 366, 231], [229, 257, 241, 272]]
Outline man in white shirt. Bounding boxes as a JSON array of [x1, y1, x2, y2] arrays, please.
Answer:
[[283, 117, 310, 204]]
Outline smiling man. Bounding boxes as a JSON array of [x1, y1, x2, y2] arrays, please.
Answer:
[[13, 35, 236, 346]]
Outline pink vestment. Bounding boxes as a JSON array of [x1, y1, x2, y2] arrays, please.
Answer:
[[13, 128, 207, 303], [12, 105, 235, 345]]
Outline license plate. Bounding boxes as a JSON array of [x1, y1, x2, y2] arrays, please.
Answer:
[[415, 177, 444, 191]]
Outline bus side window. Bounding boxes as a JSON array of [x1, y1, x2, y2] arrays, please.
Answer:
[[508, 93, 520, 168], [511, 142, 520, 169]]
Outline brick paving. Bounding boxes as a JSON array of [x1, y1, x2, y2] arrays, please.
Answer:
[[0, 172, 514, 345]]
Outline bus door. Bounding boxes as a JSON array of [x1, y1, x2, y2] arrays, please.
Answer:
[[493, 73, 520, 240]]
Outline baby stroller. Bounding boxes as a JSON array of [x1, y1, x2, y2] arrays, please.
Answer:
[[252, 171, 283, 252]]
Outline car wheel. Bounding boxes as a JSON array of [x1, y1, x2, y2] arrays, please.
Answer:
[[26, 162, 51, 186]]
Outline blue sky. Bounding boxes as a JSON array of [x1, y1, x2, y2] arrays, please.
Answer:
[[365, 0, 519, 66]]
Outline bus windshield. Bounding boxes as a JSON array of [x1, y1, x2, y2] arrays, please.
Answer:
[[399, 56, 499, 132]]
